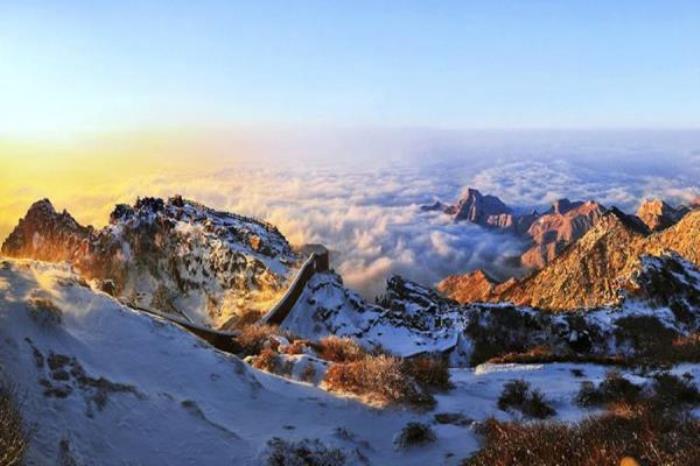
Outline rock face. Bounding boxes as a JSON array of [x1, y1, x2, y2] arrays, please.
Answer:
[[636, 198, 689, 232], [1, 199, 93, 263], [479, 208, 700, 311], [521, 200, 606, 269], [438, 188, 536, 234], [499, 210, 650, 310], [2, 196, 299, 328], [436, 269, 512, 303], [429, 189, 611, 268], [432, 188, 695, 306]]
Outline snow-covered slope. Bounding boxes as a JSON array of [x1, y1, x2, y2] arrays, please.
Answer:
[[0, 258, 476, 465], [2, 258, 698, 465], [2, 197, 300, 328]]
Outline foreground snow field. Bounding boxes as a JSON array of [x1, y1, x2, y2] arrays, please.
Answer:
[[1, 258, 698, 465]]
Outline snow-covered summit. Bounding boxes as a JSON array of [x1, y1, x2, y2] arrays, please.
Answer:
[[2, 196, 300, 328]]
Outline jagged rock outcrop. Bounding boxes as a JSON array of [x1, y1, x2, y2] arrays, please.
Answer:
[[436, 269, 512, 303], [437, 188, 538, 234], [281, 254, 700, 366], [636, 198, 689, 232], [1, 199, 93, 262], [521, 199, 606, 269], [2, 196, 299, 328], [648, 208, 700, 264], [467, 208, 700, 312], [497, 210, 650, 310]]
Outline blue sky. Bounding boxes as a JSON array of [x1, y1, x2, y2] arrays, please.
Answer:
[[1, 0, 699, 136]]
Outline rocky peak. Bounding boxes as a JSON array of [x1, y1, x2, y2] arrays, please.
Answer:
[[436, 269, 500, 303], [636, 198, 688, 232], [1, 198, 92, 262], [550, 198, 579, 215], [448, 188, 512, 224], [520, 200, 607, 269], [3, 196, 300, 328]]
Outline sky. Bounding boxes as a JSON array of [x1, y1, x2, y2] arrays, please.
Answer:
[[1, 1, 700, 297], [1, 0, 700, 136]]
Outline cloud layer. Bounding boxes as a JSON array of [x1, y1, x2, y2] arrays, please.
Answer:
[[2, 130, 699, 298]]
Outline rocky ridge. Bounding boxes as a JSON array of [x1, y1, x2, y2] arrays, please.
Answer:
[[1, 196, 299, 328]]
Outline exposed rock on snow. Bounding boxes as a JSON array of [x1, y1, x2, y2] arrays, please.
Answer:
[[283, 252, 700, 366], [2, 196, 300, 328]]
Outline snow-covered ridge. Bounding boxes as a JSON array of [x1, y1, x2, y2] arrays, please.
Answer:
[[2, 196, 301, 329], [282, 253, 700, 367], [3, 257, 649, 466]]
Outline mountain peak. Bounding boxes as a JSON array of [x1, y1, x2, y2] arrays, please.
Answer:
[[3, 197, 299, 328], [636, 198, 688, 232]]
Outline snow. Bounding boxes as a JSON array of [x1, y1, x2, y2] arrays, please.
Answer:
[[282, 259, 700, 367], [2, 258, 699, 465]]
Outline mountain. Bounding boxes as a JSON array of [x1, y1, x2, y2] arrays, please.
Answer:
[[426, 189, 614, 270], [280, 252, 700, 365], [520, 199, 606, 269], [436, 269, 514, 303], [636, 198, 689, 232], [1, 196, 299, 328], [472, 208, 700, 312], [1, 199, 93, 262], [0, 258, 487, 465], [434, 188, 536, 234]]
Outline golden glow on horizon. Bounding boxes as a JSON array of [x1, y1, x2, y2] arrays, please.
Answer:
[[0, 130, 253, 243]]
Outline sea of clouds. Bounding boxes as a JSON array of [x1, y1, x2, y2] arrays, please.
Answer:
[[3, 130, 700, 298]]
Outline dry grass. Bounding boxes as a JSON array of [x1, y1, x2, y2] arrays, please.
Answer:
[[497, 379, 556, 419], [463, 405, 700, 466], [232, 309, 264, 329], [314, 336, 366, 363], [393, 422, 436, 449], [26, 296, 62, 327], [281, 339, 311, 356], [402, 356, 452, 390], [576, 371, 642, 408], [235, 323, 279, 357], [488, 346, 628, 366], [0, 383, 27, 466], [251, 348, 281, 373], [323, 355, 433, 407]]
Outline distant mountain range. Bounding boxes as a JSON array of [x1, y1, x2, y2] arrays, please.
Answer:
[[427, 188, 699, 310]]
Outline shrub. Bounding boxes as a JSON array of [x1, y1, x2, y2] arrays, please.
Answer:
[[463, 407, 700, 466], [498, 379, 555, 419], [323, 355, 433, 407], [393, 422, 436, 449], [402, 356, 452, 390], [315, 336, 366, 363], [576, 371, 642, 407], [0, 383, 27, 466], [252, 348, 281, 373], [651, 372, 700, 407], [300, 363, 317, 383], [263, 437, 346, 466], [236, 323, 279, 356], [282, 339, 310, 356], [614, 315, 678, 356], [661, 333, 700, 363]]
